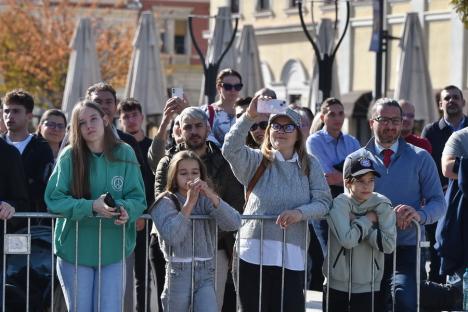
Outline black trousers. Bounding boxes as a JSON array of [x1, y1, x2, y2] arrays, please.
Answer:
[[238, 259, 304, 312], [323, 287, 382, 312], [134, 222, 152, 312], [149, 234, 166, 311]]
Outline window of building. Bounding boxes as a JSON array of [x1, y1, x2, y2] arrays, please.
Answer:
[[256, 0, 271, 11], [174, 20, 187, 54], [231, 0, 240, 13]]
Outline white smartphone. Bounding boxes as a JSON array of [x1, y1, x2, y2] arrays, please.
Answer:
[[257, 99, 287, 114], [171, 87, 183, 98]]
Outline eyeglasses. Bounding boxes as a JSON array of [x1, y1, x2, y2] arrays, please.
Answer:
[[221, 83, 243, 91], [270, 123, 297, 133], [373, 116, 402, 126], [250, 121, 268, 132], [44, 121, 66, 130]]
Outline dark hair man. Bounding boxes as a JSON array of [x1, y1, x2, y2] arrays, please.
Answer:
[[1, 89, 54, 216], [421, 85, 467, 283], [117, 98, 155, 312]]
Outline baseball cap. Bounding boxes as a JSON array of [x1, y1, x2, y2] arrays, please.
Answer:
[[344, 156, 381, 179], [268, 108, 301, 128]]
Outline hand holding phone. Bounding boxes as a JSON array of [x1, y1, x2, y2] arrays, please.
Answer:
[[257, 99, 287, 114], [171, 87, 183, 99], [104, 192, 120, 213]]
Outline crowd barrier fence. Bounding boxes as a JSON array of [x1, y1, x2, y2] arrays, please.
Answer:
[[2, 213, 426, 312]]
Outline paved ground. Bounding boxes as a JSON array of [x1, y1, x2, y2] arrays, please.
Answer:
[[306, 290, 323, 311]]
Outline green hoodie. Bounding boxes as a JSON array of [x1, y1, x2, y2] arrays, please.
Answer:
[[323, 192, 396, 293], [45, 143, 146, 266]]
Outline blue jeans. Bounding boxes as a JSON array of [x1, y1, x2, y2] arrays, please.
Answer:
[[380, 246, 423, 312], [162, 259, 217, 312], [57, 257, 125, 312]]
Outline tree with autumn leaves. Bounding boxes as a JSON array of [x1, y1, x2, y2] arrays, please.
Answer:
[[0, 0, 135, 108]]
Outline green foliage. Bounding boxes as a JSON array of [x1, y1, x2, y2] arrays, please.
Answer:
[[451, 0, 468, 28]]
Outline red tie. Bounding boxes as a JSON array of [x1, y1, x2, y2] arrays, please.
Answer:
[[383, 149, 394, 168]]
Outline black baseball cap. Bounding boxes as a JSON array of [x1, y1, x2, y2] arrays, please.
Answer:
[[344, 156, 381, 179]]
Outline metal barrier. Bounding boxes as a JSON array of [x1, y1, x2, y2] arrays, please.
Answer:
[[2, 213, 310, 312], [324, 219, 425, 312], [2, 213, 428, 312]]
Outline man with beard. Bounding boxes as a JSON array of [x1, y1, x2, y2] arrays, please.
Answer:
[[153, 107, 244, 311], [345, 98, 445, 311], [422, 86, 467, 190], [421, 86, 467, 283]]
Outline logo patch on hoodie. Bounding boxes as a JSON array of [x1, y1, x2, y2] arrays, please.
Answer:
[[111, 176, 124, 192]]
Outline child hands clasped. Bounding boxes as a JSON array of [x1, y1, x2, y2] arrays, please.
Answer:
[[324, 156, 396, 312], [150, 150, 241, 312]]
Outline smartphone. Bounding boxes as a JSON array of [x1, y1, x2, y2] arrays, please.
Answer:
[[257, 99, 287, 114], [104, 192, 119, 212], [171, 87, 183, 99]]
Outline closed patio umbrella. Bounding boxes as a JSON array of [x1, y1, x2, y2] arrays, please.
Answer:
[[236, 25, 264, 98], [394, 12, 437, 123], [61, 17, 101, 120], [125, 11, 167, 116]]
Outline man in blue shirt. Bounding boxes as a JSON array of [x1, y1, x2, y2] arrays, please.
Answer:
[[345, 98, 446, 311], [306, 97, 360, 197]]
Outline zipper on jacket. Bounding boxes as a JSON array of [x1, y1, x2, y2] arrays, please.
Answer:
[[374, 258, 380, 270], [333, 247, 345, 268]]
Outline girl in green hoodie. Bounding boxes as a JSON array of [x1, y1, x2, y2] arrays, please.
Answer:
[[323, 156, 396, 312], [45, 101, 146, 312]]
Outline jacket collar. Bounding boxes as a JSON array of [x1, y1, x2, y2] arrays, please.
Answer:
[[438, 115, 468, 131]]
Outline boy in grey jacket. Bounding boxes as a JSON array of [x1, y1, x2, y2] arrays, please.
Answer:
[[324, 155, 396, 312]]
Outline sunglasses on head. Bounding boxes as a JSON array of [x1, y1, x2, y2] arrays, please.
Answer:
[[270, 123, 297, 133], [250, 121, 268, 132], [221, 83, 243, 91]]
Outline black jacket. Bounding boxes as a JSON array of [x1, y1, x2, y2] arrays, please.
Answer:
[[154, 141, 244, 212], [422, 117, 468, 189], [1, 134, 53, 213], [0, 137, 29, 226]]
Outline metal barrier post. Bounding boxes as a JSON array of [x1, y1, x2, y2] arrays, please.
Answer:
[[235, 227, 240, 312], [259, 219, 264, 312], [74, 220, 79, 312], [413, 220, 421, 312], [2, 220, 6, 312], [326, 225, 331, 312], [50, 219, 55, 312], [144, 219, 149, 312], [98, 219, 102, 312], [121, 223, 126, 312], [303, 221, 309, 312], [280, 228, 286, 312], [26, 218, 30, 312], [191, 219, 195, 311]]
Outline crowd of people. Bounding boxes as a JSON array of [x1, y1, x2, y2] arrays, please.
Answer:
[[0, 68, 467, 312]]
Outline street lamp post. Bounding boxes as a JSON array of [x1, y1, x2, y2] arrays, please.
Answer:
[[188, 15, 239, 104], [297, 0, 350, 112]]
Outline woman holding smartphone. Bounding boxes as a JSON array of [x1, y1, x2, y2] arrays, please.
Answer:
[[44, 101, 146, 311], [222, 95, 332, 311]]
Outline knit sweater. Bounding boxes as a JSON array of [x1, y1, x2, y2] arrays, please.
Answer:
[[325, 193, 396, 293], [151, 193, 241, 260], [346, 138, 446, 246], [222, 114, 332, 249]]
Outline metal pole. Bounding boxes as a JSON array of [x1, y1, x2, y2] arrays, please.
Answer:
[[374, 0, 384, 100]]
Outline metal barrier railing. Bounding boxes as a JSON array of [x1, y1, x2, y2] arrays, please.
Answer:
[[324, 218, 425, 312], [2, 213, 427, 312]]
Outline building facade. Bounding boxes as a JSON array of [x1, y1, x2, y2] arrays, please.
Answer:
[[210, 0, 467, 142]]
